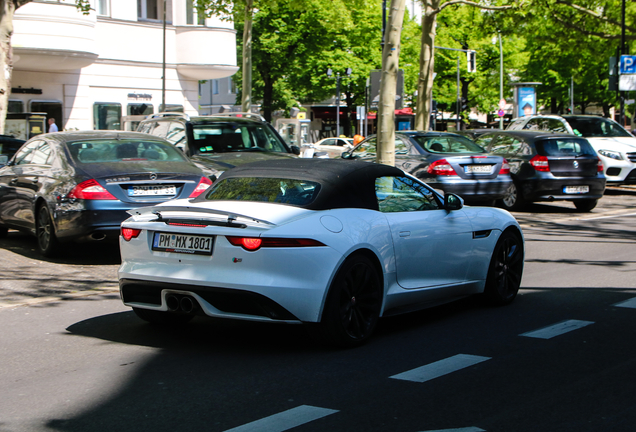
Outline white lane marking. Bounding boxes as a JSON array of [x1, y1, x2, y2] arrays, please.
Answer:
[[390, 354, 491, 383], [223, 405, 338, 432], [421, 428, 485, 432], [520, 319, 594, 339], [615, 297, 636, 309]]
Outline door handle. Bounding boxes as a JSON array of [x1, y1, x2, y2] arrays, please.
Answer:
[[399, 231, 411, 238]]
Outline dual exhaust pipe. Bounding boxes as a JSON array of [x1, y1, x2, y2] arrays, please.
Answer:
[[166, 294, 198, 314]]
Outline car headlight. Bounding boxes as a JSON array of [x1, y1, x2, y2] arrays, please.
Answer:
[[597, 149, 623, 160]]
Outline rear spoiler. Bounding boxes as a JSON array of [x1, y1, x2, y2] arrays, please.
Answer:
[[128, 205, 276, 226]]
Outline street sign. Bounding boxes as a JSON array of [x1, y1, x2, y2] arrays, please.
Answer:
[[620, 55, 636, 74], [498, 98, 506, 110], [498, 109, 505, 117]]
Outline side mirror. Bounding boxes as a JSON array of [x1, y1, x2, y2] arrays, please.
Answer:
[[291, 145, 301, 155], [444, 193, 464, 211]]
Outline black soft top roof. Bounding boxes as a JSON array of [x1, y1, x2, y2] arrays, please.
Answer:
[[201, 158, 406, 211]]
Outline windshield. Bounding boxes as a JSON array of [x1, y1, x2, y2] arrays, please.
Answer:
[[67, 139, 187, 163], [191, 122, 289, 155], [410, 135, 486, 153], [204, 177, 320, 206], [565, 117, 632, 138]]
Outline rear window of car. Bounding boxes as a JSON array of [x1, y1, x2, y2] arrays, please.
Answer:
[[535, 139, 596, 157], [67, 139, 187, 164], [191, 122, 288, 154], [411, 135, 485, 154], [204, 177, 321, 206]]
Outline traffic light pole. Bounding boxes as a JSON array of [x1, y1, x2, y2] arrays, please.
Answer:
[[435, 46, 476, 131], [456, 56, 460, 130]]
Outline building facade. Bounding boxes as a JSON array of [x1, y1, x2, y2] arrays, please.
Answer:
[[10, 0, 238, 133]]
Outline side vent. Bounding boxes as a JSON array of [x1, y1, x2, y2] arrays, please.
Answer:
[[473, 230, 492, 239]]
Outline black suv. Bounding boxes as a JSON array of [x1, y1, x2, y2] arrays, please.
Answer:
[[137, 112, 301, 180]]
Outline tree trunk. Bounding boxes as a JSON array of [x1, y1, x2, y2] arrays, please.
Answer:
[[377, 0, 406, 167], [0, 1, 29, 134], [414, 0, 438, 131], [241, 0, 253, 113]]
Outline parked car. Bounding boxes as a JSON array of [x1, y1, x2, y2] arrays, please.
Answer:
[[506, 114, 636, 184], [119, 158, 524, 347], [474, 130, 606, 211], [341, 131, 512, 204], [136, 112, 301, 180], [0, 134, 26, 166], [302, 137, 354, 158], [0, 131, 212, 256]]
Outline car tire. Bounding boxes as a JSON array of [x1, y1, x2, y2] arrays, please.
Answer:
[[320, 254, 382, 348], [484, 230, 524, 306], [500, 182, 526, 211], [36, 204, 59, 257], [573, 199, 598, 212], [132, 307, 194, 325]]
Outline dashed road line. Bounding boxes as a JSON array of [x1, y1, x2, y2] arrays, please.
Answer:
[[223, 405, 338, 432], [520, 319, 594, 339], [614, 297, 636, 309], [390, 354, 491, 383]]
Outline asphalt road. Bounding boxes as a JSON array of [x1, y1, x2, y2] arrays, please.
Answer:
[[1, 187, 636, 431]]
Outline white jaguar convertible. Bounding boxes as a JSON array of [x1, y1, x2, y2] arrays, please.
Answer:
[[118, 158, 524, 347]]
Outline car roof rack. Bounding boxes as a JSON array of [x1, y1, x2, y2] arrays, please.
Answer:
[[207, 112, 267, 122], [147, 112, 190, 120]]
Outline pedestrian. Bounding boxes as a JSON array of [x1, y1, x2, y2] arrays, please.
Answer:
[[48, 118, 58, 133]]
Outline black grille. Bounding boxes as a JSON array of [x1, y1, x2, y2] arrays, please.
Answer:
[[627, 152, 636, 163], [120, 279, 298, 321]]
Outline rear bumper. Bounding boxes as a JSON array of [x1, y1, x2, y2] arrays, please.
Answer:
[[428, 176, 512, 201], [520, 176, 606, 201]]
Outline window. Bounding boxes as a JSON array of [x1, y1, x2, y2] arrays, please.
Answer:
[[487, 135, 515, 154], [68, 139, 186, 164], [97, 0, 110, 16], [166, 122, 186, 148], [14, 140, 50, 166], [413, 135, 485, 154], [93, 103, 121, 130], [138, 0, 168, 21], [8, 100, 23, 113], [536, 139, 596, 157], [351, 137, 376, 157], [205, 177, 321, 206], [29, 100, 63, 130], [127, 103, 153, 116], [212, 79, 219, 95], [186, 0, 205, 25], [375, 176, 439, 213]]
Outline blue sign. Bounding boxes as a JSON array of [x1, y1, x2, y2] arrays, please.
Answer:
[[518, 87, 536, 117], [620, 55, 636, 74]]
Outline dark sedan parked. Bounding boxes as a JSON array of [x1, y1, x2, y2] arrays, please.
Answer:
[[341, 131, 512, 203], [474, 130, 606, 211], [0, 131, 212, 256]]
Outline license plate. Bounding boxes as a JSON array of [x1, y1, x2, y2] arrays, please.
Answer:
[[152, 232, 214, 255], [564, 185, 589, 194], [464, 164, 493, 174], [129, 185, 177, 196]]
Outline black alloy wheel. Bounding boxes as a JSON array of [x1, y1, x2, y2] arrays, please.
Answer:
[[132, 307, 194, 325], [36, 204, 59, 257], [321, 254, 382, 348], [573, 198, 598, 212], [500, 182, 526, 211], [484, 230, 524, 305]]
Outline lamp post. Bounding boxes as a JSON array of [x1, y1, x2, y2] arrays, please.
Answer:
[[327, 68, 352, 137]]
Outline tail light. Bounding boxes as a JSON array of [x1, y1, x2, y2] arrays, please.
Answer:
[[499, 158, 510, 174], [427, 159, 457, 176], [189, 176, 213, 198], [597, 158, 604, 173], [226, 236, 326, 251], [121, 227, 141, 241], [530, 155, 550, 172], [68, 179, 117, 200]]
